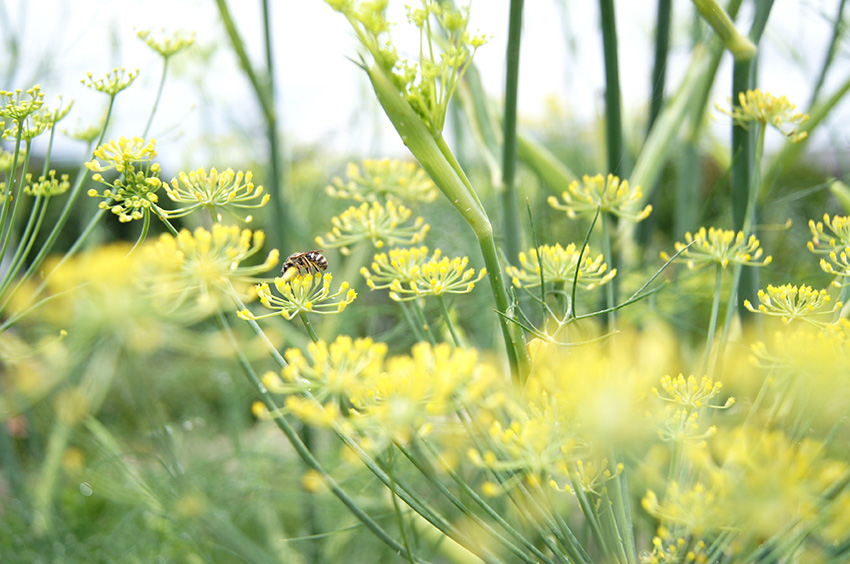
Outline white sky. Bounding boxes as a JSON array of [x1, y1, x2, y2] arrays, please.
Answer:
[[2, 0, 848, 172]]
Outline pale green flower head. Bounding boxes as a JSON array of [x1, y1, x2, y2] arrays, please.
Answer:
[[23, 170, 70, 197], [164, 167, 269, 222], [506, 243, 616, 290], [82, 68, 139, 97], [361, 246, 437, 290], [717, 89, 808, 142], [239, 272, 357, 321], [64, 118, 103, 144], [137, 28, 195, 58], [661, 227, 772, 269], [325, 0, 487, 135], [548, 173, 652, 222], [326, 159, 437, 203], [0, 86, 44, 122], [315, 200, 429, 254], [744, 284, 843, 327], [387, 253, 485, 301]]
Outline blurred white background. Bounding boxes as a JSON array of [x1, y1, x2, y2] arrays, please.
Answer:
[[2, 0, 848, 172]]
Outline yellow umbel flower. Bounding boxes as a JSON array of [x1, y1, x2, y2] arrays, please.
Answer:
[[239, 272, 357, 321], [547, 173, 652, 222], [717, 89, 808, 142], [653, 374, 734, 410], [661, 227, 772, 269], [326, 159, 437, 203], [137, 28, 195, 58], [360, 246, 437, 290], [315, 200, 429, 254], [808, 214, 850, 254], [819, 247, 850, 286], [164, 167, 269, 221], [744, 284, 842, 326], [81, 68, 139, 97], [0, 86, 44, 121], [145, 225, 279, 315], [86, 138, 164, 223], [388, 254, 485, 301], [23, 170, 70, 197], [506, 243, 616, 290]]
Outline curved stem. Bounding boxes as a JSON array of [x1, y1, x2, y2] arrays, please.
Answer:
[[299, 312, 320, 344]]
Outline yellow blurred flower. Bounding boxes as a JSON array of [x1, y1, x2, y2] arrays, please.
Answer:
[[548, 173, 651, 222], [316, 200, 429, 254], [661, 227, 772, 269]]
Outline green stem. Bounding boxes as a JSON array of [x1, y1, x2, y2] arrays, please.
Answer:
[[599, 0, 626, 177], [808, 0, 847, 109], [143, 57, 169, 138], [0, 139, 32, 263], [0, 195, 46, 297], [703, 263, 724, 375], [398, 300, 428, 342], [436, 294, 461, 347], [691, 0, 756, 60], [299, 312, 320, 344], [385, 449, 417, 564], [648, 0, 672, 134], [501, 0, 524, 261], [214, 310, 425, 562], [600, 212, 616, 330], [409, 298, 437, 346]]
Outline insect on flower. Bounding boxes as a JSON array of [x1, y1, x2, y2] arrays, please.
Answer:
[[282, 250, 328, 278]]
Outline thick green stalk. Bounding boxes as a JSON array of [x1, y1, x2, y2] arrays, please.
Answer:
[[214, 0, 289, 249], [364, 62, 528, 381], [599, 0, 626, 177], [691, 0, 756, 60], [648, 0, 673, 134], [501, 0, 525, 261]]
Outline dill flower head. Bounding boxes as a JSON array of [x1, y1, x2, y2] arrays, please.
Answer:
[[0, 85, 45, 122], [652, 374, 734, 411], [349, 342, 495, 447], [315, 200, 429, 254], [263, 335, 387, 410], [808, 214, 850, 254], [164, 167, 269, 221], [325, 0, 487, 135], [137, 28, 195, 58], [506, 243, 616, 289], [717, 89, 808, 142], [238, 272, 357, 321], [387, 254, 486, 301], [326, 159, 437, 203], [660, 227, 772, 269], [23, 170, 70, 197], [743, 284, 842, 326], [819, 247, 850, 286], [360, 246, 437, 290], [86, 137, 164, 222], [81, 68, 139, 97], [144, 225, 279, 316], [547, 173, 652, 221]]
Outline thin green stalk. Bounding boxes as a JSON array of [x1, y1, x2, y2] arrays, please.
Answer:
[[299, 312, 320, 344], [0, 195, 46, 297], [214, 310, 428, 563], [648, 0, 672, 134], [0, 139, 33, 262], [501, 0, 524, 261], [608, 461, 637, 564], [409, 298, 437, 346], [702, 263, 724, 374], [436, 295, 461, 346], [385, 448, 417, 564], [808, 0, 847, 109], [143, 57, 169, 138], [398, 300, 428, 342], [0, 133, 25, 252], [600, 212, 616, 330], [599, 0, 626, 177]]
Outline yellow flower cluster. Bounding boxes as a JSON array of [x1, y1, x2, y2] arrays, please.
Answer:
[[506, 243, 616, 289], [661, 226, 772, 269], [387, 255, 485, 301], [164, 167, 269, 221], [360, 246, 436, 290], [315, 200, 430, 254], [326, 159, 437, 203], [239, 272, 357, 321], [717, 89, 808, 142], [137, 29, 195, 59], [744, 283, 842, 326], [548, 173, 652, 221], [23, 170, 70, 197]]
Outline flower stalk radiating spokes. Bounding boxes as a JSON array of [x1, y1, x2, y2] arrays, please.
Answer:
[[238, 272, 357, 321], [164, 167, 269, 221]]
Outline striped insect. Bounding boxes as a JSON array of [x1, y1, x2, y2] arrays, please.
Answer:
[[281, 250, 328, 279]]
